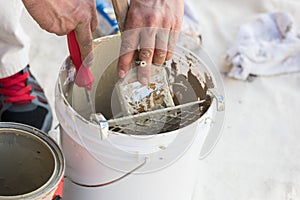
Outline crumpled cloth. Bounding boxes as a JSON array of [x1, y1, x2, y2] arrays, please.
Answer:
[[226, 12, 300, 80]]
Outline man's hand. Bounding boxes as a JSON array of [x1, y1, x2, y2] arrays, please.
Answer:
[[118, 0, 184, 85], [22, 0, 98, 65]]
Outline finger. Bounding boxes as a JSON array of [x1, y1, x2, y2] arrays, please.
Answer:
[[166, 29, 180, 61], [138, 28, 156, 85], [118, 29, 140, 78], [75, 22, 94, 68], [90, 5, 99, 32], [153, 28, 169, 65]]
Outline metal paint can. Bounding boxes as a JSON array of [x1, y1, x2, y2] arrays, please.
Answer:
[[0, 122, 64, 200]]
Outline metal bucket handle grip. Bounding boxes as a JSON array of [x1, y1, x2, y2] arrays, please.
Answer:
[[65, 158, 147, 187], [199, 89, 225, 160]]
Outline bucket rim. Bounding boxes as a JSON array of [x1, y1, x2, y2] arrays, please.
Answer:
[[56, 35, 220, 137]]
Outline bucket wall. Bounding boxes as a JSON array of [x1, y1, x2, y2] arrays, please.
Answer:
[[60, 117, 211, 200], [55, 34, 221, 200]]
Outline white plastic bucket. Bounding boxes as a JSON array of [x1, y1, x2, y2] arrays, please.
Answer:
[[0, 122, 64, 200], [55, 35, 224, 200]]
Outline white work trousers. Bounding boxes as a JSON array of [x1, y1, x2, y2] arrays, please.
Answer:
[[0, 0, 30, 78]]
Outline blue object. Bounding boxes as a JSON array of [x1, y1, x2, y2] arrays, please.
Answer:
[[95, 0, 119, 35]]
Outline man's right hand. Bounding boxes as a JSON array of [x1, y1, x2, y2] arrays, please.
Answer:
[[117, 0, 184, 85], [22, 0, 98, 65]]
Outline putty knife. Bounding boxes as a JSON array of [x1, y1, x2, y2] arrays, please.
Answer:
[[67, 30, 95, 114]]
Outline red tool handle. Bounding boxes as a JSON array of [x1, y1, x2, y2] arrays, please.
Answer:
[[67, 31, 94, 90]]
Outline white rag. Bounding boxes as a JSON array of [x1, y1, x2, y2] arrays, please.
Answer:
[[226, 12, 300, 80]]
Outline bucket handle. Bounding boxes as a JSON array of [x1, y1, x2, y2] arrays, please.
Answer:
[[65, 158, 147, 187], [199, 89, 225, 159], [48, 124, 61, 146], [210, 89, 225, 112]]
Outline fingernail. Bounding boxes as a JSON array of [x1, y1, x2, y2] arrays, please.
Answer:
[[140, 77, 148, 85], [119, 70, 126, 78], [82, 54, 94, 68], [159, 53, 166, 58]]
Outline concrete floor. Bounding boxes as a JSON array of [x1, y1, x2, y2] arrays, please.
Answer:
[[21, 1, 300, 199]]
